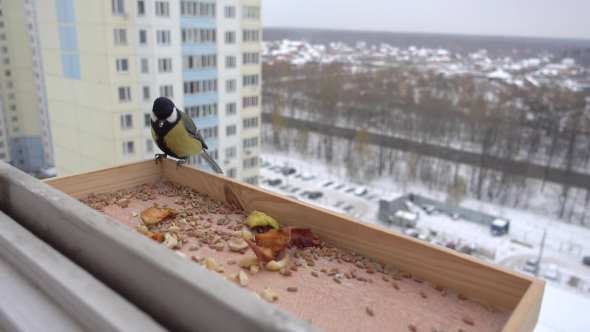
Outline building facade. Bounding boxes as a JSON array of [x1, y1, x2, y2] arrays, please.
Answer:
[[36, 0, 261, 184], [0, 0, 53, 174]]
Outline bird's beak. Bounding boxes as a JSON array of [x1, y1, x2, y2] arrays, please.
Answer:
[[158, 120, 164, 128]]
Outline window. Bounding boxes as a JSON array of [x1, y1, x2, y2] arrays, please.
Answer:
[[155, 1, 169, 16], [116, 58, 129, 73], [11, 116, 18, 122], [243, 137, 258, 149], [226, 125, 236, 136], [140, 58, 149, 73], [5, 70, 10, 77], [242, 96, 258, 108], [243, 30, 259, 42], [146, 140, 153, 152], [0, 34, 5, 40], [225, 31, 235, 44], [226, 168, 236, 178], [120, 114, 133, 129], [8, 93, 13, 100], [3, 58, 8, 65], [119, 86, 131, 102], [158, 58, 172, 72], [243, 6, 260, 19], [243, 157, 258, 170], [137, 0, 145, 15], [185, 104, 217, 118], [14, 127, 20, 133], [181, 1, 215, 17], [160, 85, 173, 98], [183, 54, 217, 69], [181, 28, 216, 43], [114, 29, 127, 45], [226, 79, 236, 93], [243, 52, 259, 65], [243, 74, 259, 87], [142, 86, 150, 100], [123, 141, 135, 156], [183, 79, 217, 95], [226, 103, 236, 115], [225, 147, 236, 159], [225, 56, 236, 68], [1, 46, 7, 53], [9, 105, 16, 111], [244, 176, 258, 185], [112, 0, 125, 14], [144, 113, 151, 127], [156, 30, 171, 45], [224, 6, 235, 18], [139, 30, 147, 44], [6, 82, 12, 88], [243, 117, 259, 129], [201, 126, 218, 139]]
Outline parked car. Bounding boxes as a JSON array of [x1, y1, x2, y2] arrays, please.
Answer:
[[343, 204, 354, 212], [260, 161, 271, 168], [583, 256, 590, 267], [333, 184, 346, 190], [289, 187, 300, 193], [543, 264, 559, 281], [445, 242, 456, 250], [301, 173, 315, 181], [345, 187, 356, 193], [523, 258, 538, 273], [354, 187, 368, 196], [421, 204, 437, 215], [403, 228, 420, 238], [269, 166, 283, 173], [282, 167, 296, 176], [307, 191, 323, 200], [266, 179, 282, 186]]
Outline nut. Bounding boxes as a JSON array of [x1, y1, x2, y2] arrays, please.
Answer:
[[250, 265, 260, 275], [203, 257, 224, 273], [228, 237, 249, 252], [238, 270, 248, 286], [136, 225, 148, 234], [260, 287, 278, 302], [239, 256, 259, 268], [266, 255, 289, 271], [164, 233, 178, 249]]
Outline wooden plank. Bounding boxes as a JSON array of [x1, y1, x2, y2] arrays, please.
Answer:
[[0, 161, 318, 332], [160, 159, 544, 326], [503, 279, 545, 332], [0, 211, 166, 332], [43, 160, 162, 199]]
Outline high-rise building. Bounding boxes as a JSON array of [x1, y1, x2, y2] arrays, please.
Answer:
[[36, 0, 261, 183], [0, 0, 54, 174]]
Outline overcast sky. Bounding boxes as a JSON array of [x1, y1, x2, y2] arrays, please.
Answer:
[[263, 0, 590, 40]]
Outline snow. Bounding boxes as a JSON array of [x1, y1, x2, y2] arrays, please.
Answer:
[[492, 218, 509, 227], [394, 210, 418, 221], [260, 150, 590, 331]]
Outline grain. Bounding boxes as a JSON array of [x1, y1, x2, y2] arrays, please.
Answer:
[[287, 287, 298, 292], [463, 316, 474, 325], [458, 294, 467, 300], [408, 323, 417, 331], [311, 271, 319, 277], [392, 281, 399, 290], [365, 307, 374, 316]]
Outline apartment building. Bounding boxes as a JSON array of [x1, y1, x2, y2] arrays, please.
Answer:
[[0, 0, 53, 173], [36, 0, 261, 183]]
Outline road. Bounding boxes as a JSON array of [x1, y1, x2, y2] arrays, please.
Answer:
[[261, 112, 590, 190]]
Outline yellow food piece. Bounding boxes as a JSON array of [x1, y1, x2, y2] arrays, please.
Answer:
[[140, 206, 179, 225], [245, 210, 279, 229]]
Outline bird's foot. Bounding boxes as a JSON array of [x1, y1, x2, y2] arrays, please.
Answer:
[[155, 154, 167, 164], [176, 159, 186, 170]]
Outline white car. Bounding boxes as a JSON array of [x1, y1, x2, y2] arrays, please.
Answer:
[[523, 258, 538, 273], [543, 264, 559, 281], [354, 186, 368, 196]]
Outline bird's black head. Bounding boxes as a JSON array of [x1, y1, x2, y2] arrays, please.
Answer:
[[152, 97, 175, 120]]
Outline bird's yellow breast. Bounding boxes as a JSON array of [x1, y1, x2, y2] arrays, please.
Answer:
[[154, 123, 202, 157]]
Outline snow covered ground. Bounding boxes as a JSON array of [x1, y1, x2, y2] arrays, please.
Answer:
[[259, 151, 590, 331]]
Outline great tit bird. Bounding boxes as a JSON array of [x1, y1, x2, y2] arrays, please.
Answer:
[[151, 97, 223, 174]]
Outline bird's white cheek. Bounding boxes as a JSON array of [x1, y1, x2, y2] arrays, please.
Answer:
[[166, 110, 178, 123], [151, 113, 157, 123]]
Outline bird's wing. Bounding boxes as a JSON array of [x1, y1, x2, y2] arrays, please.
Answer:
[[178, 108, 209, 150]]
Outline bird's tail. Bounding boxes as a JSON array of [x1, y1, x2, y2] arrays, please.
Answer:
[[200, 149, 224, 174]]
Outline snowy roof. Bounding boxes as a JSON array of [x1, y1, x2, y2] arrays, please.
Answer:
[[487, 69, 512, 80], [394, 210, 419, 221]]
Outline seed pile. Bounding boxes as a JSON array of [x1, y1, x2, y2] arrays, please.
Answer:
[[80, 179, 511, 332]]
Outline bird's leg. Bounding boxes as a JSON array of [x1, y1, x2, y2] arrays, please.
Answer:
[[176, 158, 186, 170], [155, 154, 167, 164]]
